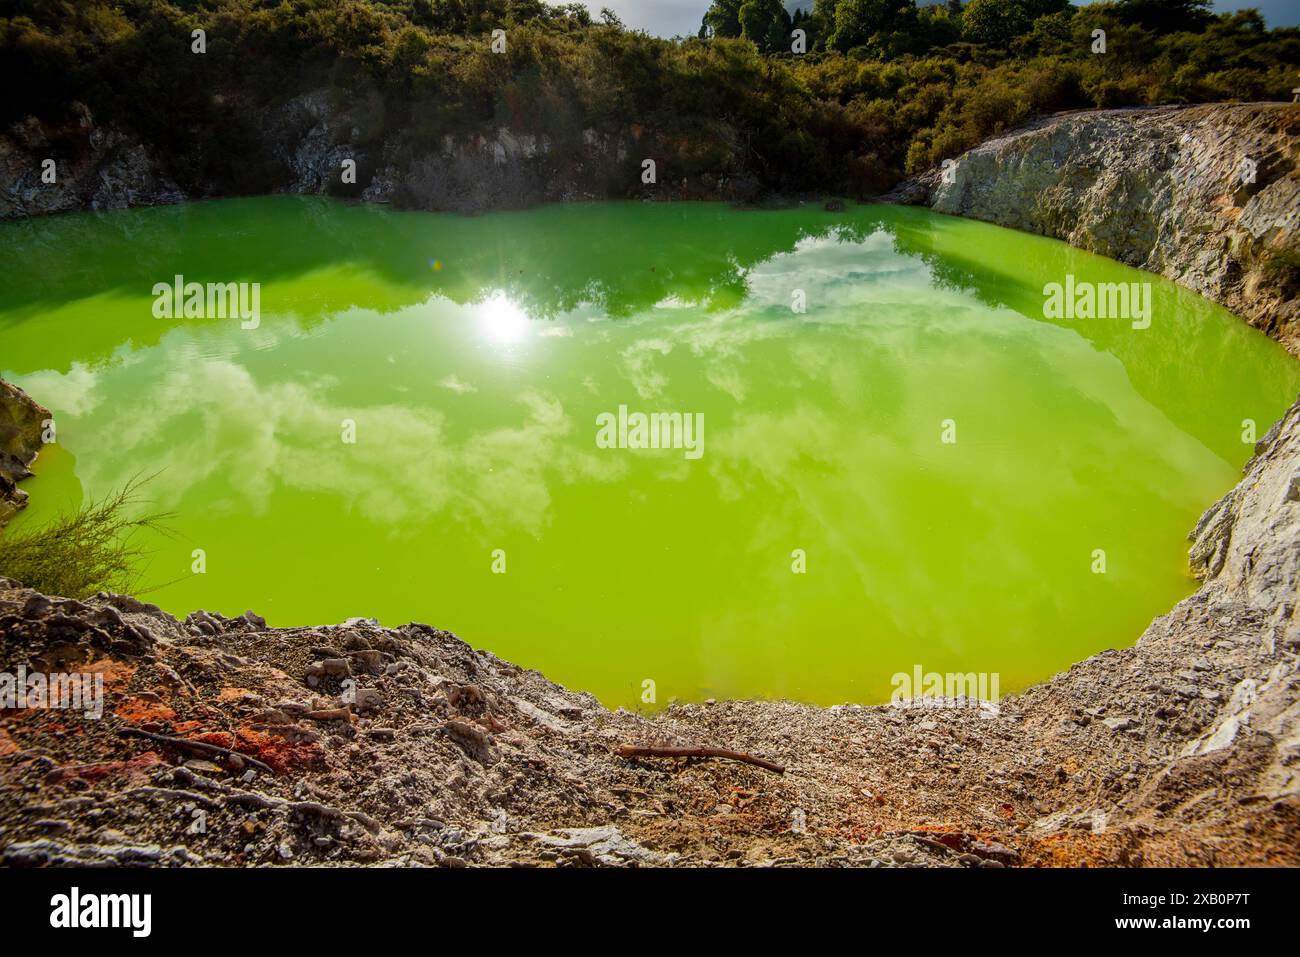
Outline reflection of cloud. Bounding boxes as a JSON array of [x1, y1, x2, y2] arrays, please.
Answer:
[[608, 230, 1038, 418], [18, 363, 101, 416], [439, 374, 477, 394], [704, 362, 747, 403], [652, 295, 694, 310], [620, 338, 673, 401], [745, 230, 908, 311], [56, 355, 626, 536]]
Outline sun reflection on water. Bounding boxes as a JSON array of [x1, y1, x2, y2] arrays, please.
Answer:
[[476, 289, 530, 344]]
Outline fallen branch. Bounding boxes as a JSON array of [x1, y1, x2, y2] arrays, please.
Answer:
[[615, 744, 784, 775], [304, 708, 352, 723], [119, 728, 275, 776]]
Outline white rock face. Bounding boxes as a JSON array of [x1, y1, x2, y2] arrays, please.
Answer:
[[1191, 394, 1300, 610], [905, 104, 1300, 357], [1174, 394, 1300, 797]]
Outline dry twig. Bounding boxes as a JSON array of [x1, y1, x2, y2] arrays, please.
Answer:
[[119, 727, 275, 776], [616, 744, 784, 775]]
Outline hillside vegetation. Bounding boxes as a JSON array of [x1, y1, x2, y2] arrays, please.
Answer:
[[2, 0, 1296, 197]]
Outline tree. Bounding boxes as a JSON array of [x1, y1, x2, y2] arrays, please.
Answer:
[[804, 0, 834, 48], [961, 0, 1032, 45], [961, 0, 1067, 45], [552, 3, 592, 26], [703, 0, 745, 38], [1115, 0, 1213, 33], [827, 0, 916, 52], [740, 0, 792, 52]]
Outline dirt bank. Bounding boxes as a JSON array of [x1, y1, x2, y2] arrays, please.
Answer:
[[1, 392, 1297, 867]]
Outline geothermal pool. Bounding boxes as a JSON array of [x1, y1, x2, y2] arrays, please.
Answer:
[[2, 197, 1297, 707]]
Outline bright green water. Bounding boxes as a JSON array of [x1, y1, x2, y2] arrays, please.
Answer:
[[2, 197, 1297, 708]]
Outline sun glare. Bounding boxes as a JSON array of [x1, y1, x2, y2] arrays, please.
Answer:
[[478, 290, 530, 343]]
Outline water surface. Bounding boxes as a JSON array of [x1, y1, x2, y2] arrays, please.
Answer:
[[2, 197, 1297, 707]]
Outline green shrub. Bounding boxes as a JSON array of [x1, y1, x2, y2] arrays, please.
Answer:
[[0, 480, 171, 599]]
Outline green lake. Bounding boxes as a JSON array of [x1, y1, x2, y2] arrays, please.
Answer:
[[2, 197, 1297, 708]]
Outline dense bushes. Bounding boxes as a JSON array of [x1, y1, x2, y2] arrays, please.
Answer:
[[2, 0, 1295, 196]]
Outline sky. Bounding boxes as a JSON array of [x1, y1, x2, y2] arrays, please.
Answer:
[[561, 1, 1299, 37]]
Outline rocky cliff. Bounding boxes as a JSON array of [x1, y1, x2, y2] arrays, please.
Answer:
[[0, 93, 761, 221], [0, 381, 49, 528], [0, 105, 186, 219], [891, 103, 1300, 357]]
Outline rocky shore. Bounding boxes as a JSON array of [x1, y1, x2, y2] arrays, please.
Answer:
[[890, 103, 1300, 357]]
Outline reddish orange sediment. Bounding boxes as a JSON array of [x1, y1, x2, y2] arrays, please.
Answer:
[[188, 727, 324, 774], [114, 697, 178, 725], [44, 751, 166, 785]]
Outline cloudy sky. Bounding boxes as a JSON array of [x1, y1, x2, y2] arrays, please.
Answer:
[[563, 1, 1298, 36]]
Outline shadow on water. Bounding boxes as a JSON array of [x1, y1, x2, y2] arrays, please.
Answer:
[[0, 196, 859, 326]]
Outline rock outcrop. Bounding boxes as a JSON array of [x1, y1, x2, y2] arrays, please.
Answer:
[[0, 104, 186, 219], [0, 93, 760, 221], [0, 381, 49, 528], [254, 89, 641, 212], [891, 103, 1300, 357]]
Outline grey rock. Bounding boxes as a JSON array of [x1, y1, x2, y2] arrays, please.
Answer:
[[0, 380, 50, 527], [534, 825, 666, 867], [898, 104, 1300, 358]]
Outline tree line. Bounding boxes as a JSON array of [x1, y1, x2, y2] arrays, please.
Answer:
[[2, 0, 1294, 199]]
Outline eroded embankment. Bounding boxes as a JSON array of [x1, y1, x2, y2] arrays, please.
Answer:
[[0, 390, 1297, 867], [890, 103, 1300, 357]]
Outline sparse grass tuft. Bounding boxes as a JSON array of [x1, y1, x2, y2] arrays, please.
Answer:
[[0, 478, 172, 599]]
